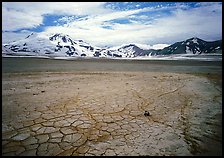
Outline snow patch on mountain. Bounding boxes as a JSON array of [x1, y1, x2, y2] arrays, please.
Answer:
[[192, 38, 199, 44], [151, 44, 170, 50]]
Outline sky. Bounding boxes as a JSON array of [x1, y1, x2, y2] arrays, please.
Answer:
[[2, 2, 222, 47]]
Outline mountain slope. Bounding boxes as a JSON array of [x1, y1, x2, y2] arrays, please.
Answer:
[[156, 37, 222, 55]]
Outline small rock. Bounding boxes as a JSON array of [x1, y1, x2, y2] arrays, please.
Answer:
[[144, 111, 150, 116]]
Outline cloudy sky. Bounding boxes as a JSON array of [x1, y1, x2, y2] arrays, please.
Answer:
[[2, 2, 222, 47]]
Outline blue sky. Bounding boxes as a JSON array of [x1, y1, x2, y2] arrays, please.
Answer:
[[2, 2, 222, 47]]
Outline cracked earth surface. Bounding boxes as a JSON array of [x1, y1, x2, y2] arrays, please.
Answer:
[[2, 71, 222, 156]]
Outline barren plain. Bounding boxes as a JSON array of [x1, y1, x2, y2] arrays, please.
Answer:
[[2, 57, 222, 156]]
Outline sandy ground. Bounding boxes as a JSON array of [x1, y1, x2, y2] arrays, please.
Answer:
[[2, 71, 222, 156]]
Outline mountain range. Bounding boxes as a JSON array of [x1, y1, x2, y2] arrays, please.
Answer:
[[2, 33, 222, 58]]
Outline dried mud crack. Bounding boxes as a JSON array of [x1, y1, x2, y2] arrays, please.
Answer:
[[2, 71, 222, 156]]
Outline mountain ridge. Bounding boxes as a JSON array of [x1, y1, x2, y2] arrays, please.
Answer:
[[2, 33, 222, 58]]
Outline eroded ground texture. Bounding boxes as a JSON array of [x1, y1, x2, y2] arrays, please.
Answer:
[[2, 72, 222, 156]]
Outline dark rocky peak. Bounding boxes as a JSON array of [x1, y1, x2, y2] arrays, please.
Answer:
[[122, 44, 139, 49], [49, 33, 71, 42], [49, 33, 75, 45]]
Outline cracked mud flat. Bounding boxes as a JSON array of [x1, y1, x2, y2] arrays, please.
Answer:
[[2, 71, 222, 156]]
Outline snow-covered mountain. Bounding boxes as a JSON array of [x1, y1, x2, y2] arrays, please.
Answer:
[[111, 44, 159, 57], [2, 33, 222, 58], [2, 33, 102, 57], [156, 37, 222, 55]]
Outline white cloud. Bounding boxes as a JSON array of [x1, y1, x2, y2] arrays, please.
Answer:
[[2, 2, 109, 31], [67, 7, 151, 29], [149, 3, 222, 42], [2, 7, 43, 31], [2, 2, 222, 47], [2, 2, 108, 15], [42, 2, 221, 47]]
